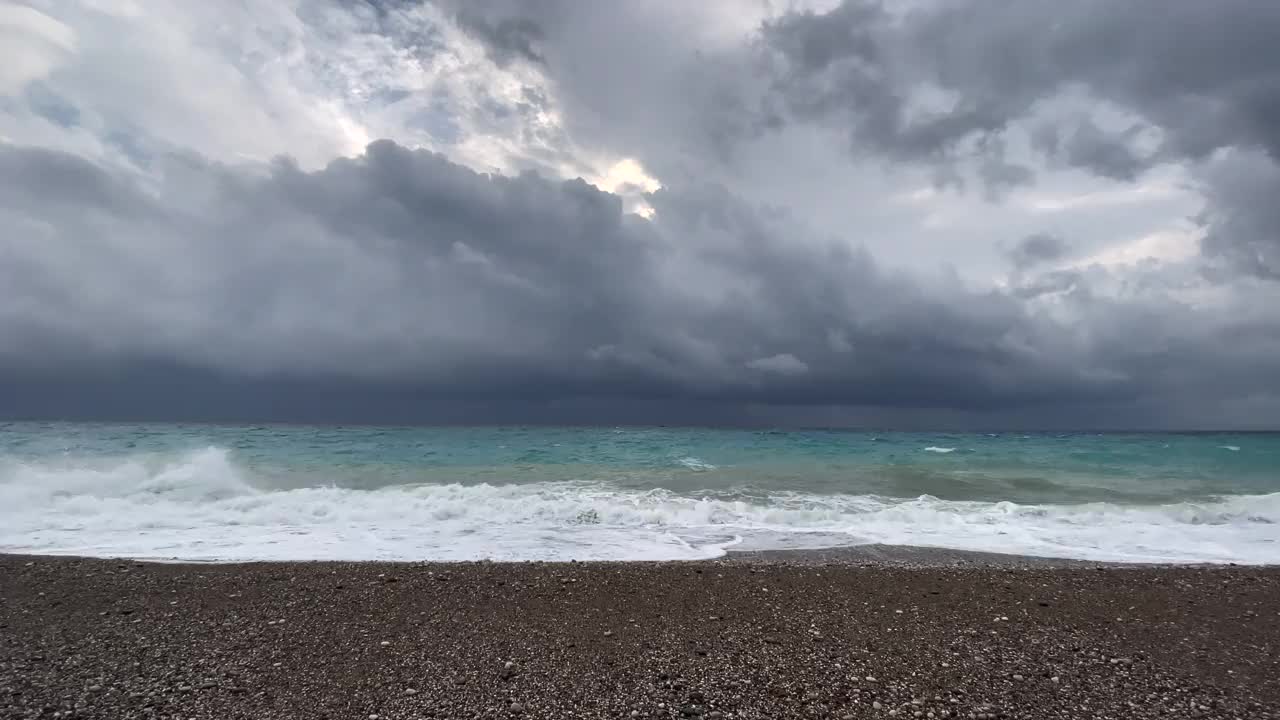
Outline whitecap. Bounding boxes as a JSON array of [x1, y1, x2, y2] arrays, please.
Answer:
[[676, 456, 717, 471], [924, 446, 957, 453], [4, 447, 1279, 565]]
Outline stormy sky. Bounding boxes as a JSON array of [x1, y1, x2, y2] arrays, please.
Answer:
[[2, 0, 1279, 428]]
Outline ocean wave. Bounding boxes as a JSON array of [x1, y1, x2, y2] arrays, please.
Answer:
[[1220, 445, 1241, 452], [676, 456, 717, 471], [1, 447, 1278, 564], [924, 446, 957, 453]]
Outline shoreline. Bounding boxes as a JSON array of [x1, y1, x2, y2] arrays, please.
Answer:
[[3, 542, 1269, 569], [723, 544, 1173, 568], [5, 553, 1278, 719]]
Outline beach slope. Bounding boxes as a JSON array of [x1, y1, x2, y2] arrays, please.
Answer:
[[2, 554, 1277, 719]]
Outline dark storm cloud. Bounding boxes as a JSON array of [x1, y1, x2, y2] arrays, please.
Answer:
[[757, 0, 1280, 277], [2, 140, 1279, 426], [761, 1, 1280, 165]]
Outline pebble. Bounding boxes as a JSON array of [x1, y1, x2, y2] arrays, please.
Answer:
[[5, 556, 1276, 720]]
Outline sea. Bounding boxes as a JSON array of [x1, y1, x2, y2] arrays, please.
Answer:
[[1, 423, 1277, 564]]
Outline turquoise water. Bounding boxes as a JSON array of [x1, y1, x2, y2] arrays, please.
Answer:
[[2, 423, 1278, 563]]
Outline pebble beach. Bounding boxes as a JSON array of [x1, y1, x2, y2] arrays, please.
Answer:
[[2, 551, 1278, 719]]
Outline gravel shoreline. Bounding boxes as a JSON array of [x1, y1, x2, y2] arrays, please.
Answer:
[[3, 553, 1278, 719]]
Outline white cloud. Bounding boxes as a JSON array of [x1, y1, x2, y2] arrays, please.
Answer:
[[0, 0, 589, 177], [1012, 174, 1187, 213], [1072, 228, 1200, 270], [0, 2, 76, 93]]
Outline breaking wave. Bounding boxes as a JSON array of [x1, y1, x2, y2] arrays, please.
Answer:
[[2, 447, 1277, 564]]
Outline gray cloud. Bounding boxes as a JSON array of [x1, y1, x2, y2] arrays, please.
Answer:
[[755, 0, 1280, 276], [439, 0, 775, 176], [1, 140, 1278, 426], [1006, 233, 1072, 271], [1032, 118, 1154, 182], [432, 1, 1236, 279], [1198, 149, 1280, 281], [3, 0, 1280, 428], [449, 4, 545, 66]]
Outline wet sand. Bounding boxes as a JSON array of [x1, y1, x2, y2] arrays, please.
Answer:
[[2, 552, 1278, 719]]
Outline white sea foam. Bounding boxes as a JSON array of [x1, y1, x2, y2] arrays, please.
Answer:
[[1220, 445, 1241, 452], [2, 447, 1277, 564], [924, 446, 957, 453], [676, 456, 718, 471]]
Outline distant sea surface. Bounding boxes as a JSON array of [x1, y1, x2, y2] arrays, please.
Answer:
[[1, 423, 1277, 564]]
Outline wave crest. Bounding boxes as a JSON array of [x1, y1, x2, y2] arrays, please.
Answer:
[[1, 447, 1277, 564]]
